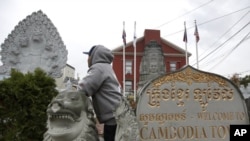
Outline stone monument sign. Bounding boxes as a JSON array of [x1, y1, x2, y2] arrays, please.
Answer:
[[136, 65, 249, 140], [0, 10, 68, 78]]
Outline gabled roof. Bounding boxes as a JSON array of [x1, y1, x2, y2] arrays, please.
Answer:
[[112, 36, 144, 52], [160, 38, 192, 56], [111, 35, 191, 56]]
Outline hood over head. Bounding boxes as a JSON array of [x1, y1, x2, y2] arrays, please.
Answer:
[[85, 45, 114, 66]]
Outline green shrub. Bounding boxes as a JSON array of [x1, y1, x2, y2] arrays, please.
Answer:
[[0, 68, 58, 141]]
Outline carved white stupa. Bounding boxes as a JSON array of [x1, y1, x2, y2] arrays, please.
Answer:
[[0, 10, 68, 78]]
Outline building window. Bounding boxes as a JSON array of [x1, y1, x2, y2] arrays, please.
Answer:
[[125, 60, 132, 74], [170, 62, 177, 72]]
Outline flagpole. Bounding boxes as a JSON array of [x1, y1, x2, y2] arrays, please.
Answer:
[[133, 21, 136, 102], [194, 20, 199, 69], [196, 41, 199, 69], [185, 42, 188, 65], [123, 21, 126, 97], [183, 21, 188, 65]]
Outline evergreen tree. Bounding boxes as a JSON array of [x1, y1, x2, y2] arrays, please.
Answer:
[[240, 75, 250, 88], [0, 68, 58, 141]]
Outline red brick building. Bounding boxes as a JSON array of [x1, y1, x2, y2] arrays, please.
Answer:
[[112, 29, 191, 95]]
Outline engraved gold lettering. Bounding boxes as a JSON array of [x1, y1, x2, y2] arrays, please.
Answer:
[[193, 89, 201, 100], [140, 126, 148, 140], [177, 126, 185, 139], [221, 89, 227, 100], [147, 88, 161, 107], [186, 126, 194, 139], [139, 114, 144, 121], [200, 127, 207, 138], [157, 127, 165, 139], [206, 88, 212, 100], [148, 86, 191, 107], [149, 127, 157, 139], [227, 89, 234, 100], [139, 125, 231, 139], [197, 112, 235, 120], [168, 114, 174, 120], [236, 112, 245, 120], [193, 88, 234, 111], [140, 113, 187, 123], [210, 126, 216, 138], [213, 88, 220, 99], [149, 114, 154, 121], [195, 126, 199, 138], [156, 114, 164, 124], [185, 89, 190, 99], [171, 88, 175, 100], [177, 89, 184, 99], [217, 125, 226, 139], [169, 126, 177, 139], [181, 112, 186, 120], [162, 88, 170, 100]]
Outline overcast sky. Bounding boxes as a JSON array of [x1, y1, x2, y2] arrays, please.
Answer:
[[0, 0, 249, 78]]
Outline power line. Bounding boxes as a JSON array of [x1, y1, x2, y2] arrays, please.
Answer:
[[163, 6, 250, 37], [192, 21, 250, 68], [198, 7, 249, 26], [243, 35, 250, 40], [190, 10, 250, 66], [155, 0, 214, 29], [208, 30, 250, 71]]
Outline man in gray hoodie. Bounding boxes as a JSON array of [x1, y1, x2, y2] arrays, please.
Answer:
[[79, 45, 123, 141]]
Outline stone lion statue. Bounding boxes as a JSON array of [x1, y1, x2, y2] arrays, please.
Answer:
[[43, 90, 99, 141], [43, 90, 140, 141]]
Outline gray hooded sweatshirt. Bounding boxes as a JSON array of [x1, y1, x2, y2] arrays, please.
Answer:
[[79, 45, 122, 125]]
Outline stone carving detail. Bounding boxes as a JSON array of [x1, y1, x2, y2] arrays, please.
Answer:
[[43, 90, 99, 141], [138, 41, 166, 87], [0, 10, 68, 78], [114, 98, 139, 141], [153, 66, 228, 88]]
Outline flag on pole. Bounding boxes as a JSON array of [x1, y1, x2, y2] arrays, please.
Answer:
[[194, 20, 200, 69], [133, 21, 137, 102], [183, 21, 188, 65], [183, 21, 188, 43], [122, 22, 126, 46], [122, 21, 126, 97], [194, 20, 200, 43], [133, 21, 137, 48]]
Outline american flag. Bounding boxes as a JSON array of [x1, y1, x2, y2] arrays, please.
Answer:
[[194, 21, 200, 43], [122, 22, 126, 46], [183, 22, 188, 43]]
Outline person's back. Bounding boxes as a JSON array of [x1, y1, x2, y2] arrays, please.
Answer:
[[79, 45, 122, 141]]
